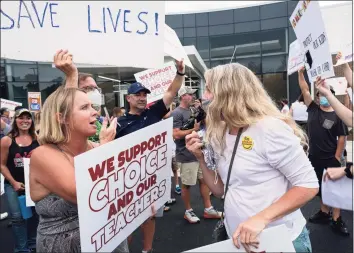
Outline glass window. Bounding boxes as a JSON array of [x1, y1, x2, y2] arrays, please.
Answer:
[[260, 2, 287, 19], [289, 27, 296, 44], [197, 26, 208, 36], [183, 37, 197, 47], [204, 61, 211, 68], [38, 63, 65, 82], [39, 82, 62, 102], [7, 82, 40, 108], [288, 1, 298, 16], [234, 21, 260, 34], [210, 32, 262, 63], [174, 28, 183, 38], [288, 73, 302, 103], [209, 24, 234, 36], [8, 63, 38, 82], [183, 14, 195, 27], [0, 63, 5, 82], [209, 10, 233, 26], [234, 6, 260, 22], [196, 13, 208, 26], [261, 29, 287, 55], [197, 37, 210, 59], [263, 73, 287, 102], [166, 15, 183, 28], [235, 57, 261, 74], [184, 27, 196, 37], [261, 17, 288, 30], [262, 55, 287, 73], [210, 59, 230, 68]]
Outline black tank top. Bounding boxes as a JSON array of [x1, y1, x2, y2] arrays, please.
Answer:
[[5, 138, 40, 184]]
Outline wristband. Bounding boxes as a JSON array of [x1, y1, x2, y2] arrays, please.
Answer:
[[345, 162, 353, 179], [176, 71, 185, 76]]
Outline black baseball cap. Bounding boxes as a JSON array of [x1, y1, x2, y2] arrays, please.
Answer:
[[127, 82, 151, 95]]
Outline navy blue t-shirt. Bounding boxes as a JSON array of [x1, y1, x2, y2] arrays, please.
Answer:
[[115, 99, 169, 139]]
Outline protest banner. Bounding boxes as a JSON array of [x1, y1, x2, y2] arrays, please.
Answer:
[[164, 24, 193, 69], [74, 118, 173, 252], [334, 42, 353, 66], [134, 62, 177, 104], [1, 98, 22, 117], [1, 1, 165, 69], [290, 0, 335, 82], [23, 158, 35, 207], [185, 224, 295, 252], [322, 169, 353, 211], [27, 92, 42, 112], [325, 77, 348, 95], [288, 40, 305, 75]]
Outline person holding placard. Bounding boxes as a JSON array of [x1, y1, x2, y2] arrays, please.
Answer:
[[297, 67, 350, 236], [0, 106, 40, 252], [185, 63, 319, 252]]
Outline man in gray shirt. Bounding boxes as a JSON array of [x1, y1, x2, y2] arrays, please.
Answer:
[[171, 87, 221, 224]]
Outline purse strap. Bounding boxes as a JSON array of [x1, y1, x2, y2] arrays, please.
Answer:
[[224, 127, 243, 199]]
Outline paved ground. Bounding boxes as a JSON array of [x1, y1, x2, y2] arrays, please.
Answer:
[[0, 184, 352, 253]]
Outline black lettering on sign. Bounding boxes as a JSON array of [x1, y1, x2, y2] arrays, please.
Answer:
[[318, 33, 326, 45], [310, 69, 317, 77], [303, 34, 312, 48], [313, 39, 319, 49], [322, 62, 330, 72], [317, 66, 322, 75]]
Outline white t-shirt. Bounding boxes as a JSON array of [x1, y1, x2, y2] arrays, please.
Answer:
[[291, 101, 308, 122], [213, 117, 318, 240], [281, 105, 290, 114]]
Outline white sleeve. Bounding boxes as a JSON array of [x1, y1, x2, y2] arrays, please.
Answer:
[[264, 120, 319, 188]]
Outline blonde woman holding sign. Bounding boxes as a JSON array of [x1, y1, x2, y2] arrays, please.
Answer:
[[186, 63, 319, 252]]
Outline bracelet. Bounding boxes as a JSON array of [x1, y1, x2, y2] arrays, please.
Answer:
[[345, 162, 353, 179], [176, 71, 185, 76]]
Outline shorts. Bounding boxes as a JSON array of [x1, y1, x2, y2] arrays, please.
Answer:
[[171, 157, 178, 172], [309, 156, 341, 197], [179, 161, 203, 186]]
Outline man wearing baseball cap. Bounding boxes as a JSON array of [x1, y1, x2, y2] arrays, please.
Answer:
[[171, 86, 222, 224], [115, 60, 186, 253]]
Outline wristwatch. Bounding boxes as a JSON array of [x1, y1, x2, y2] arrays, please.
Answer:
[[176, 71, 185, 76], [344, 162, 353, 179]]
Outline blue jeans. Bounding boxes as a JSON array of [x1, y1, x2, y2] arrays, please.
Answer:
[[293, 227, 312, 253], [4, 183, 38, 252]]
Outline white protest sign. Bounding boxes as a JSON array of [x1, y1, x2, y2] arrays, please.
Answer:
[[164, 24, 193, 69], [322, 169, 353, 211], [185, 224, 295, 252], [134, 62, 177, 104], [347, 88, 353, 104], [288, 40, 305, 75], [23, 158, 35, 207], [334, 42, 353, 66], [290, 1, 335, 82], [74, 118, 173, 252], [1, 98, 22, 117], [325, 77, 348, 95], [0, 174, 4, 196], [1, 1, 165, 69]]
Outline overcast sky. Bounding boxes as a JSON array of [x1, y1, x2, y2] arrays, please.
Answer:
[[165, 1, 350, 14]]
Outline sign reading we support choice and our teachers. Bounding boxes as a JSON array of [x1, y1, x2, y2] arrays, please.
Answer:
[[74, 118, 173, 252], [1, 1, 165, 69], [290, 0, 335, 82]]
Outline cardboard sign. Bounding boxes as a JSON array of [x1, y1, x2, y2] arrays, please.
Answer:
[[325, 77, 348, 95], [1, 1, 165, 69], [134, 62, 177, 103], [290, 1, 335, 82], [185, 224, 295, 252], [23, 158, 35, 207], [74, 118, 173, 252], [288, 40, 305, 75], [0, 98, 22, 117], [164, 24, 193, 69], [28, 92, 42, 112], [334, 42, 353, 66]]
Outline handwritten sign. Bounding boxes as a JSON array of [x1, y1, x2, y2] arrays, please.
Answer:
[[23, 158, 35, 207], [290, 0, 335, 82], [325, 77, 348, 95], [335, 42, 353, 66], [27, 92, 41, 112], [164, 24, 193, 69], [134, 62, 177, 104], [74, 118, 173, 252], [1, 1, 165, 69], [185, 224, 295, 252], [288, 40, 305, 75]]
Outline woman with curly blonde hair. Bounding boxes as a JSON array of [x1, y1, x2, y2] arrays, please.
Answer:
[[186, 63, 319, 252]]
